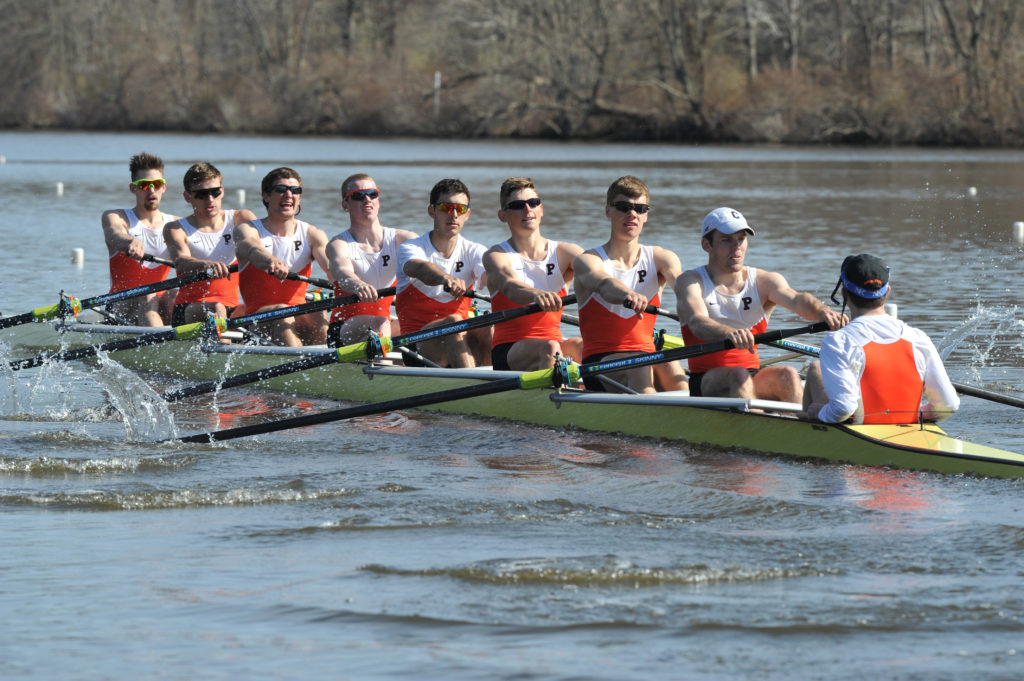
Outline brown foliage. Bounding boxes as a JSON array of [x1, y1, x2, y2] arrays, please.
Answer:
[[0, 0, 1021, 146]]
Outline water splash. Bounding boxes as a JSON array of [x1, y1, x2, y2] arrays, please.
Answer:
[[91, 351, 177, 442], [0, 339, 18, 415]]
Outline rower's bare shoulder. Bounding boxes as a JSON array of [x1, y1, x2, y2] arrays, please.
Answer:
[[394, 228, 418, 243], [233, 209, 258, 224]]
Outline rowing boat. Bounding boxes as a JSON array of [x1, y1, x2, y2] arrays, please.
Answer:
[[4, 315, 1024, 478]]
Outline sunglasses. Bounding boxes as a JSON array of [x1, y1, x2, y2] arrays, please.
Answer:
[[434, 202, 469, 216], [345, 189, 380, 202], [271, 184, 303, 195], [503, 197, 542, 211], [611, 200, 650, 215], [132, 178, 166, 191], [189, 187, 223, 200]]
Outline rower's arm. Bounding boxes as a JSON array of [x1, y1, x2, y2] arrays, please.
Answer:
[[324, 236, 377, 301], [482, 249, 555, 307], [674, 270, 754, 347], [761, 270, 846, 330], [573, 251, 645, 317], [102, 209, 142, 259], [403, 258, 467, 296], [163, 221, 206, 274]]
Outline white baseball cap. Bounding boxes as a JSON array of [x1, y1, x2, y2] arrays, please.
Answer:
[[701, 207, 755, 238]]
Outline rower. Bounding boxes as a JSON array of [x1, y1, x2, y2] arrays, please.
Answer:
[[101, 151, 179, 325], [395, 178, 489, 368], [164, 162, 256, 326], [676, 207, 845, 401], [573, 175, 688, 393], [234, 167, 332, 346], [483, 177, 583, 370], [803, 253, 959, 424], [325, 173, 418, 347]]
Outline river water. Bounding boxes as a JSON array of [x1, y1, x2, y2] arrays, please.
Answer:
[[1, 131, 1023, 680]]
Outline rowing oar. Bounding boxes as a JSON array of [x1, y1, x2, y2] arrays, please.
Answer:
[[172, 321, 826, 443], [0, 263, 238, 331], [146, 254, 333, 289], [7, 286, 396, 371], [771, 338, 1024, 410], [161, 294, 578, 402]]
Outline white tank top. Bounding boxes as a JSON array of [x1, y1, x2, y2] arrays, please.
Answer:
[[337, 226, 399, 288], [495, 239, 567, 293], [693, 265, 767, 329], [123, 208, 170, 266], [243, 219, 313, 271], [176, 209, 237, 264]]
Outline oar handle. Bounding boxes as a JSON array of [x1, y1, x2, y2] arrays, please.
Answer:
[[141, 254, 175, 267], [623, 299, 680, 321], [285, 271, 333, 289]]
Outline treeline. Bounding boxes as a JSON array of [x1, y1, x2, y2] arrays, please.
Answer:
[[2, 0, 1022, 146]]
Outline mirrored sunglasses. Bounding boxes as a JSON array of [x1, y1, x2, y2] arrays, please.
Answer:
[[503, 197, 542, 211], [612, 200, 650, 215], [434, 202, 469, 216], [345, 189, 380, 202], [132, 178, 166, 191]]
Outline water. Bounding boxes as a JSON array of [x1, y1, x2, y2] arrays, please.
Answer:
[[2, 131, 1024, 680]]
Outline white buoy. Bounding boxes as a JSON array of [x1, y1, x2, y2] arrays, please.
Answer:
[[885, 303, 898, 318], [967, 186, 978, 197], [237, 189, 246, 205], [70, 248, 84, 265], [0, 155, 6, 164], [56, 181, 64, 196], [1014, 221, 1024, 244], [249, 164, 256, 173]]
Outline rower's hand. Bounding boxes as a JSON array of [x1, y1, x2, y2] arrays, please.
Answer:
[[266, 257, 290, 281], [442, 277, 467, 297], [534, 290, 563, 312], [729, 328, 756, 352], [821, 308, 847, 331], [353, 280, 378, 302], [126, 238, 145, 261], [206, 260, 232, 278], [622, 293, 648, 318]]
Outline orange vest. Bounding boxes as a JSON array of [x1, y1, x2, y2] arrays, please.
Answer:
[[859, 339, 924, 424], [490, 290, 565, 346]]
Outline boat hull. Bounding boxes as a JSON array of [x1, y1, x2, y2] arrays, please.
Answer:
[[5, 318, 1024, 478]]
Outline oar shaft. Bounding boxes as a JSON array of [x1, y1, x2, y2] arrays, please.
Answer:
[[0, 264, 235, 331], [176, 374, 523, 443], [579, 322, 829, 378], [164, 295, 576, 401], [162, 350, 340, 402], [79, 263, 239, 311], [225, 287, 396, 330], [8, 326, 191, 370]]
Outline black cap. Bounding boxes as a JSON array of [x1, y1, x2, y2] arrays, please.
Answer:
[[840, 254, 890, 299]]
